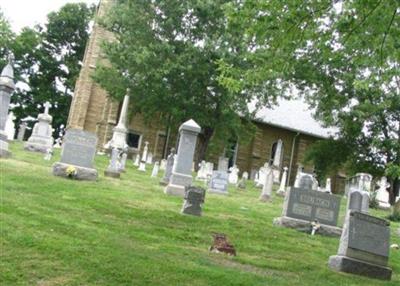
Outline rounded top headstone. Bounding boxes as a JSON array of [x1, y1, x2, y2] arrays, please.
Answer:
[[0, 54, 15, 90], [179, 119, 201, 133]]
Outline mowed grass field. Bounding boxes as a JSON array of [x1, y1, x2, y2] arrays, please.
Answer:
[[1, 142, 399, 285]]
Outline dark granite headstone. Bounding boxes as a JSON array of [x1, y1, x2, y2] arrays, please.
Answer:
[[181, 186, 205, 216], [328, 211, 392, 280], [208, 171, 229, 195], [283, 188, 341, 226]]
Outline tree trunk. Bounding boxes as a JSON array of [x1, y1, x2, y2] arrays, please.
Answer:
[[392, 199, 400, 217], [389, 177, 400, 205], [195, 127, 214, 171]]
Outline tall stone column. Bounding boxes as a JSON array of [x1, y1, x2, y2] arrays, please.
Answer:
[[165, 119, 201, 197], [0, 55, 15, 158], [106, 88, 130, 151]]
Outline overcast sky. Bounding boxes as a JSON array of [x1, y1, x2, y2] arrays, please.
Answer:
[[1, 0, 99, 32]]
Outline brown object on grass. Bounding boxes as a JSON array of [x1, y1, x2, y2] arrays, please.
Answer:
[[209, 233, 236, 256]]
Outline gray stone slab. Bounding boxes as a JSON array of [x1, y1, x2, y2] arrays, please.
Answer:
[[181, 186, 205, 216], [208, 171, 229, 195], [60, 129, 97, 169], [328, 255, 392, 281], [273, 216, 342, 237], [283, 188, 342, 226], [52, 162, 97, 181]]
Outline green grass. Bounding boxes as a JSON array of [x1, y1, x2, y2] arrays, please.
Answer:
[[1, 142, 399, 285]]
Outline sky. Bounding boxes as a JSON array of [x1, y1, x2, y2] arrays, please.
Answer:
[[1, 0, 99, 32]]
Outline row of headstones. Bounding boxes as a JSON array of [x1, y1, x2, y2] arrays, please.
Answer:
[[271, 172, 393, 281]]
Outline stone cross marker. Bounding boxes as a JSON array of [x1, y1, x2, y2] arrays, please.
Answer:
[[328, 211, 392, 280], [25, 101, 54, 153], [181, 186, 206, 216], [208, 171, 229, 195], [0, 55, 15, 158], [53, 128, 98, 180], [228, 165, 239, 184], [165, 119, 201, 197]]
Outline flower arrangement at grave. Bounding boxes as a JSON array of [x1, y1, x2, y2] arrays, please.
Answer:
[[65, 165, 77, 179]]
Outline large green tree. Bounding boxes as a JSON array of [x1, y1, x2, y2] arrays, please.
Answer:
[[2, 3, 94, 136], [94, 0, 263, 161], [219, 1, 400, 202]]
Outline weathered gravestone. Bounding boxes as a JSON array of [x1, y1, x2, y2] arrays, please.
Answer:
[[217, 156, 229, 172], [276, 166, 288, 197], [181, 186, 206, 216], [104, 148, 121, 178], [17, 122, 27, 141], [259, 164, 274, 202], [53, 129, 98, 180], [151, 161, 160, 177], [165, 119, 201, 197], [328, 211, 392, 280], [0, 55, 15, 158], [160, 148, 175, 185], [208, 171, 229, 195], [273, 187, 342, 236], [25, 101, 54, 153]]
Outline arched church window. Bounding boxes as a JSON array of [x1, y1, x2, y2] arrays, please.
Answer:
[[270, 139, 284, 167]]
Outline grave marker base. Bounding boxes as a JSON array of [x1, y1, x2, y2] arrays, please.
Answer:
[[104, 170, 121, 178], [53, 162, 98, 181], [328, 255, 392, 280], [273, 216, 342, 237]]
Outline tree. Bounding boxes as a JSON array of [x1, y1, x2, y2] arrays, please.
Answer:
[[219, 1, 400, 202], [8, 3, 94, 136], [0, 9, 15, 66], [94, 0, 261, 161]]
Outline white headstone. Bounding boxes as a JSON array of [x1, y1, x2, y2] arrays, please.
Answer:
[[228, 165, 239, 184], [277, 166, 288, 196], [4, 112, 15, 140], [160, 159, 167, 170], [376, 177, 390, 209], [196, 160, 208, 181], [146, 152, 153, 164], [151, 161, 160, 177], [325, 178, 332, 193], [138, 141, 148, 171], [260, 164, 274, 202], [133, 153, 140, 167]]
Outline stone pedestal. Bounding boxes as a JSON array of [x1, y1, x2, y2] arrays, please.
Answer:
[[273, 216, 342, 237], [25, 102, 54, 153], [165, 119, 201, 197], [0, 132, 11, 158]]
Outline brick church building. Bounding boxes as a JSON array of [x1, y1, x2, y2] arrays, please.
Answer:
[[67, 0, 343, 192]]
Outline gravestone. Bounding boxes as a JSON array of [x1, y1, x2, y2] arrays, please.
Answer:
[[0, 55, 15, 158], [146, 152, 153, 164], [17, 122, 27, 141], [44, 148, 53, 161], [5, 112, 15, 140], [328, 211, 392, 280], [25, 102, 54, 153], [205, 162, 214, 178], [151, 161, 160, 177], [345, 173, 373, 196], [181, 186, 206, 216], [53, 137, 62, 148], [298, 174, 314, 190], [276, 166, 288, 197], [119, 152, 127, 172], [104, 148, 121, 178], [228, 165, 239, 184], [376, 177, 390, 209], [133, 153, 140, 166], [106, 89, 129, 150], [208, 171, 229, 195], [165, 119, 201, 197], [273, 187, 342, 236], [138, 141, 149, 171], [293, 165, 304, 187], [325, 178, 332, 193], [218, 156, 229, 172], [160, 148, 175, 185], [196, 160, 208, 181], [53, 128, 98, 180], [160, 159, 167, 170], [259, 164, 274, 202]]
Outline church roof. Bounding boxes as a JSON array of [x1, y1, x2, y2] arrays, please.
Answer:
[[250, 98, 337, 139]]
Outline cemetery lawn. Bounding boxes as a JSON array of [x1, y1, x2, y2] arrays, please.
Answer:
[[1, 142, 399, 286]]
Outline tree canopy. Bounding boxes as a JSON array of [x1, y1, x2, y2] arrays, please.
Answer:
[[94, 0, 262, 160], [1, 3, 94, 136], [219, 0, 399, 201]]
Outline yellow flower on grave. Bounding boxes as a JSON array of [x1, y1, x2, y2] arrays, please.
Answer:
[[66, 165, 77, 178]]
